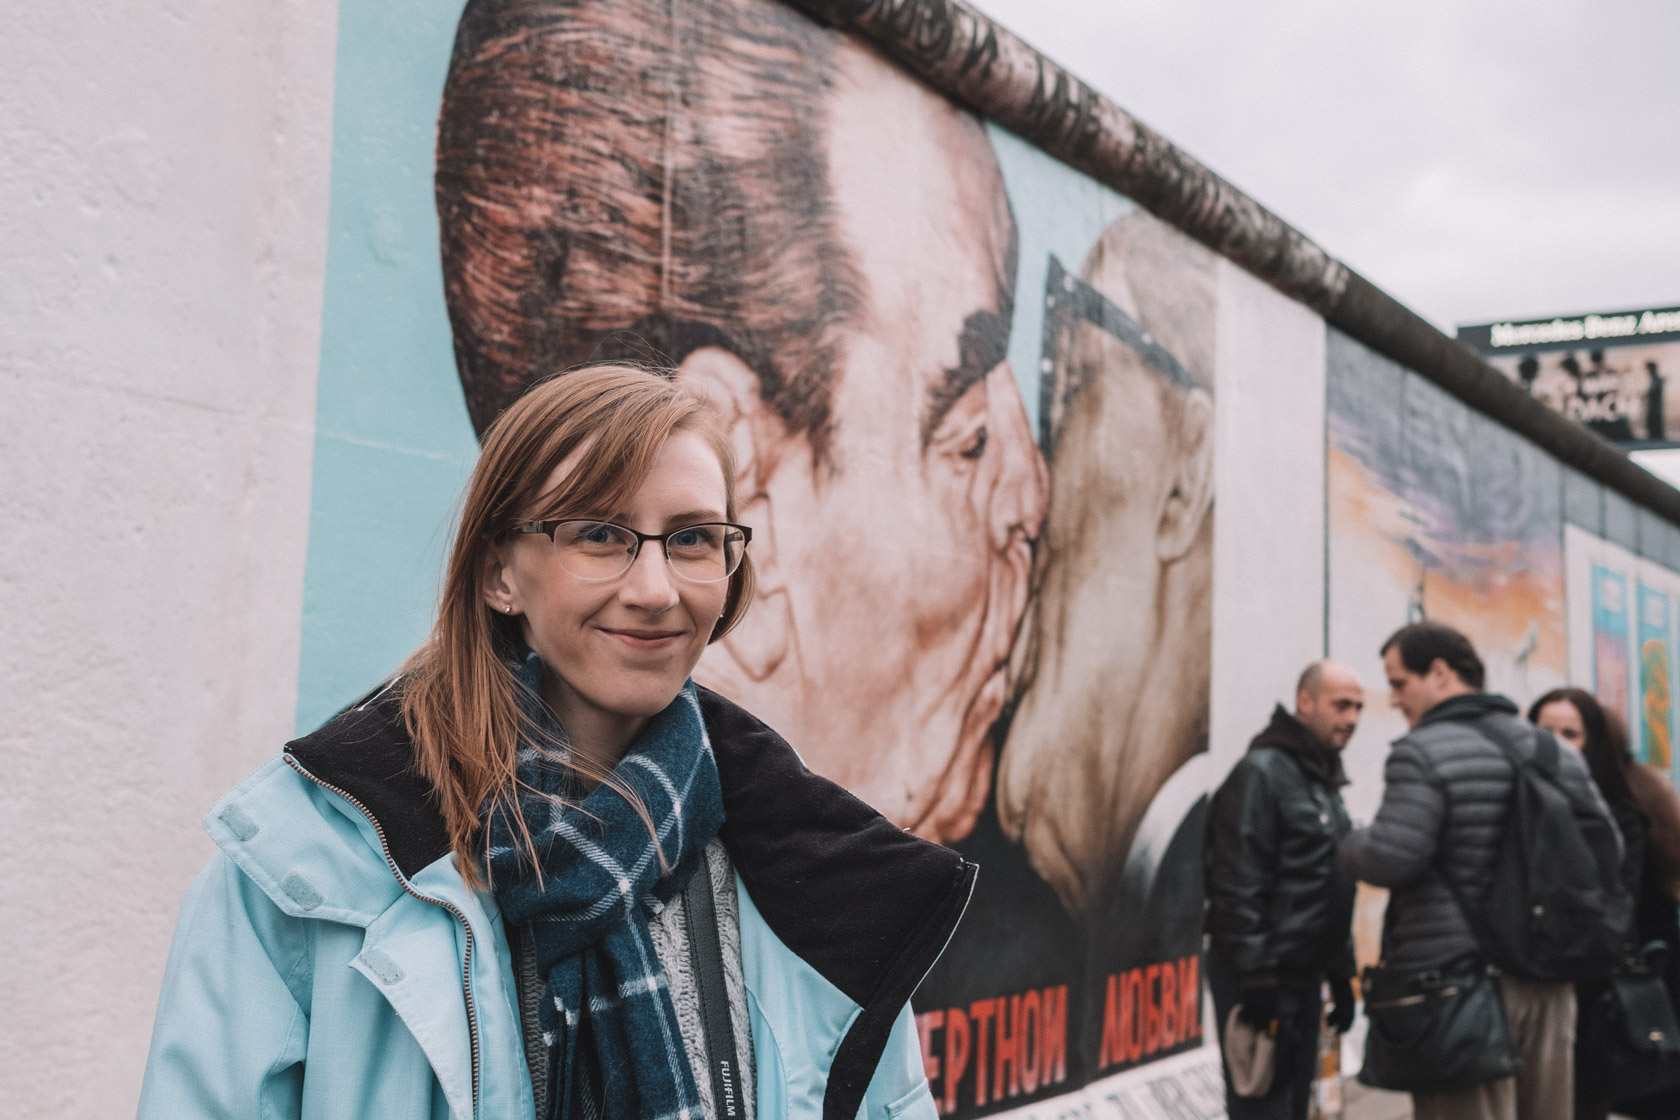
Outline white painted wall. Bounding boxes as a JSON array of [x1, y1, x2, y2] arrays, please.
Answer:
[[1209, 259, 1330, 779], [0, 1, 339, 1114]]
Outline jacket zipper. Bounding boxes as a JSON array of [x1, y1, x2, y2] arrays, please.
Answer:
[[512, 921, 549, 1117], [283, 754, 482, 1117]]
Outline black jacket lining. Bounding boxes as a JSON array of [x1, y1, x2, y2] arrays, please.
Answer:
[[695, 687, 978, 1120], [285, 691, 451, 879], [282, 684, 975, 1117]]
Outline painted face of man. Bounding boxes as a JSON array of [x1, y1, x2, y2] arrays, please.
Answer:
[[698, 43, 1047, 843], [994, 220, 1216, 914]]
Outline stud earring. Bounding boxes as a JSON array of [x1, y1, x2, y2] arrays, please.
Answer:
[[503, 604, 513, 613]]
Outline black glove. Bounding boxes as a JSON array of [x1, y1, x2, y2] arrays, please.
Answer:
[[1327, 976, 1356, 1033], [1237, 982, 1280, 1028]]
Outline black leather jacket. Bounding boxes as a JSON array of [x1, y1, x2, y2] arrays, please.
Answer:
[[1205, 706, 1356, 984]]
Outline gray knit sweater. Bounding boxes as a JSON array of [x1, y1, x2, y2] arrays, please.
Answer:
[[648, 840, 757, 1120]]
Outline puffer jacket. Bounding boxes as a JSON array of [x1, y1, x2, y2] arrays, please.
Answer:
[[1205, 705, 1357, 985], [1340, 692, 1613, 968], [137, 686, 974, 1120]]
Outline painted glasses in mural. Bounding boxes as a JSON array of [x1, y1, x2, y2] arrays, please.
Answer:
[[434, 0, 1212, 1112]]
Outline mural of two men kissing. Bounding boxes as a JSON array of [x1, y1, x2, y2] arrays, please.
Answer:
[[435, 0, 1217, 1112]]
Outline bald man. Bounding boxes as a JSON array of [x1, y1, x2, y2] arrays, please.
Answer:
[[1204, 661, 1366, 1120]]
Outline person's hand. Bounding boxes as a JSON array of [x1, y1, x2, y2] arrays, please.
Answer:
[[1237, 983, 1280, 1028], [1327, 977, 1356, 1033]]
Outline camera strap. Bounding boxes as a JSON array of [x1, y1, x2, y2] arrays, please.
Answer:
[[683, 863, 744, 1119]]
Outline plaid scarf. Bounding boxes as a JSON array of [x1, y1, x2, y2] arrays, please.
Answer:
[[486, 651, 724, 1120]]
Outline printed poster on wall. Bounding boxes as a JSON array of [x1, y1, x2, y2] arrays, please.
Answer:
[[1562, 526, 1680, 766], [1637, 583, 1674, 768], [1594, 566, 1633, 726], [1460, 305, 1680, 449]]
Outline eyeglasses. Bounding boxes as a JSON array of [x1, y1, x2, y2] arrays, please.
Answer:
[[512, 519, 752, 583], [1040, 253, 1197, 461]]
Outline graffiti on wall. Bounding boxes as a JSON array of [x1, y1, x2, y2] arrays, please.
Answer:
[[432, 0, 1215, 1112], [1326, 332, 1573, 976], [1638, 584, 1675, 768], [1326, 332, 1570, 808], [1594, 565, 1633, 721]]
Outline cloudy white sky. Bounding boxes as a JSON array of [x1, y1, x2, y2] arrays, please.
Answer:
[[966, 0, 1679, 335]]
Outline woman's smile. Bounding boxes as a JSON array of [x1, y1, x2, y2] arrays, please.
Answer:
[[598, 625, 688, 652]]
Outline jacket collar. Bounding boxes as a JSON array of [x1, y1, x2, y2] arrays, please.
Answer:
[[282, 681, 976, 1035], [285, 685, 452, 880], [1415, 691, 1519, 730], [1248, 704, 1347, 788]]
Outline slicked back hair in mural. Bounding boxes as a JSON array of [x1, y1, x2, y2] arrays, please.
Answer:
[[437, 0, 862, 453]]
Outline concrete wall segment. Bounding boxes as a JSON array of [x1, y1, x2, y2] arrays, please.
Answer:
[[1640, 507, 1669, 561], [1606, 489, 1640, 552], [1207, 261, 1328, 782], [786, 0, 1351, 314], [0, 0, 340, 1114], [1563, 467, 1605, 535], [295, 0, 480, 732]]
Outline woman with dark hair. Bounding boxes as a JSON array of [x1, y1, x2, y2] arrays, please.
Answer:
[[136, 365, 970, 1119], [1531, 688, 1680, 1120]]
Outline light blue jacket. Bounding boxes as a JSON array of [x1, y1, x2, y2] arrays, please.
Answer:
[[138, 686, 975, 1120]]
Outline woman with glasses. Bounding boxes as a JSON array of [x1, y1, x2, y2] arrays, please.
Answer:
[[138, 365, 971, 1120]]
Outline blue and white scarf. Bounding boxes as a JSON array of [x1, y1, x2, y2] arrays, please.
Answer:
[[486, 651, 724, 1120]]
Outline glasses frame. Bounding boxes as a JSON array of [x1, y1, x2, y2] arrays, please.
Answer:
[[511, 518, 753, 583], [1039, 253, 1198, 462]]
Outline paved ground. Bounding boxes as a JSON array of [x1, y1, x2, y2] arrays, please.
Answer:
[[1340, 1078, 1637, 1120], [1342, 1079, 1411, 1120]]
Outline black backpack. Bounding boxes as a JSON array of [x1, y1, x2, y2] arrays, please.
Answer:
[[1448, 715, 1632, 982]]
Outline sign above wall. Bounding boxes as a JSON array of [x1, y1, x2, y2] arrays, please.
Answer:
[[1460, 306, 1680, 354], [1459, 304, 1680, 449]]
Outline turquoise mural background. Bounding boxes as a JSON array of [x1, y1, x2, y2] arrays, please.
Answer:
[[986, 125, 1135, 441], [297, 0, 476, 731]]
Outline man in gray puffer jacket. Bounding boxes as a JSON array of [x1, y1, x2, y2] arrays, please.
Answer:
[[1343, 621, 1616, 1120]]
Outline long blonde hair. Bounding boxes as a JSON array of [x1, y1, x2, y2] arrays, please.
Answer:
[[399, 365, 753, 885]]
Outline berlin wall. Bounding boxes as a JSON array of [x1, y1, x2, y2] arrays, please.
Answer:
[[7, 0, 1680, 1116]]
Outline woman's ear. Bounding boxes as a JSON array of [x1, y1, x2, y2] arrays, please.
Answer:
[[482, 540, 519, 616], [1156, 387, 1214, 562], [677, 347, 795, 681]]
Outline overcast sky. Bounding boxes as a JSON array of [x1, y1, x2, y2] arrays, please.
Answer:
[[966, 0, 1679, 334]]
